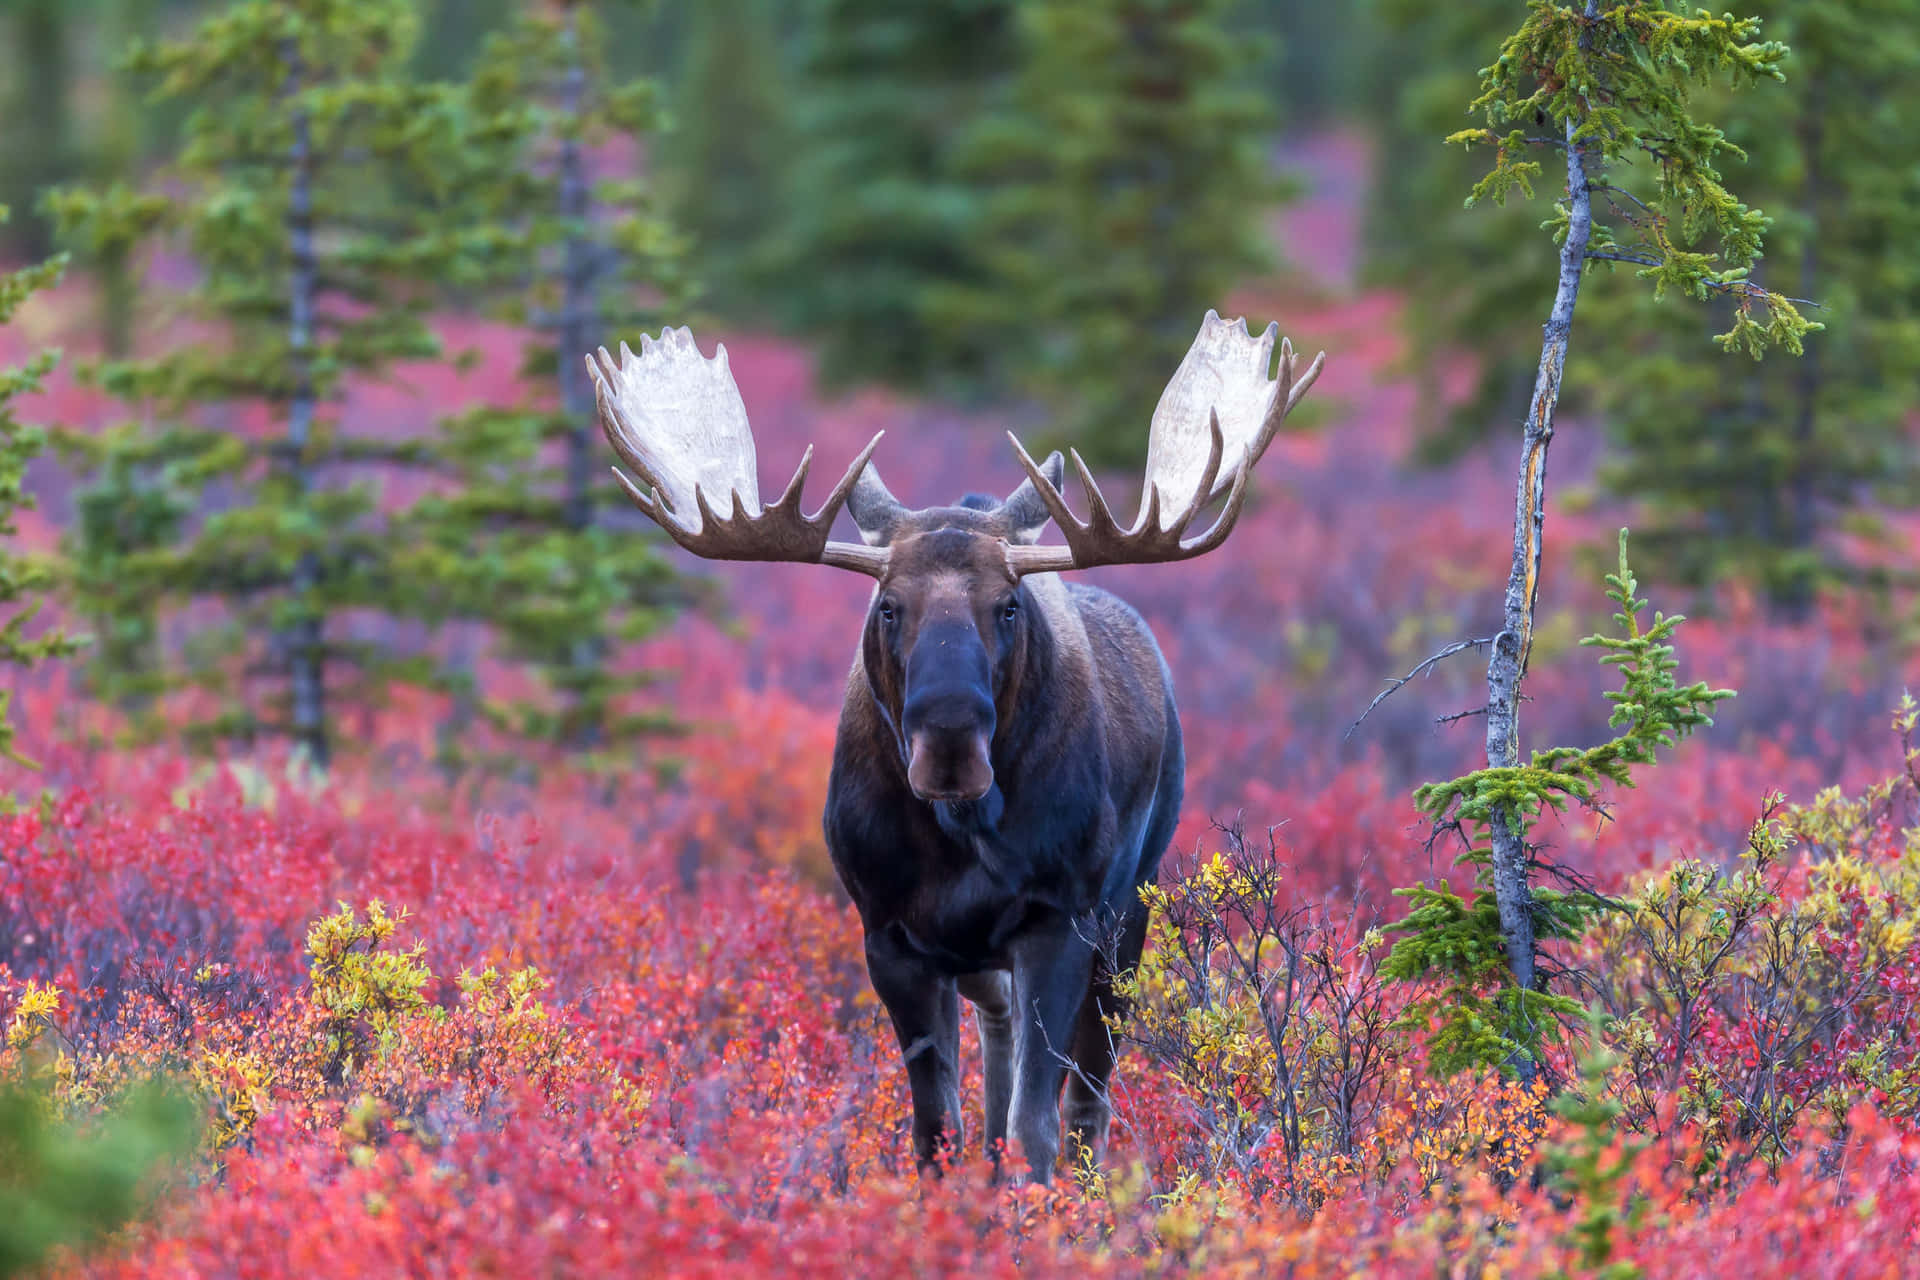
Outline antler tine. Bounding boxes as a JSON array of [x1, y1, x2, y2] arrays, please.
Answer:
[[808, 430, 886, 527], [1007, 431, 1088, 536], [1065, 447, 1135, 540], [692, 480, 749, 538], [1287, 348, 1326, 415], [769, 443, 816, 515], [1137, 481, 1165, 543]]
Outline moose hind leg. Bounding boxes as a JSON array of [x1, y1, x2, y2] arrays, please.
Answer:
[[1066, 903, 1150, 1169], [866, 935, 964, 1171], [957, 969, 1014, 1168]]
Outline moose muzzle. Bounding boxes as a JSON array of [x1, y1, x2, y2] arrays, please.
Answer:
[[901, 626, 997, 803]]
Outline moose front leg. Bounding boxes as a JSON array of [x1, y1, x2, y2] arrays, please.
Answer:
[[1007, 924, 1097, 1185], [865, 932, 964, 1172], [957, 969, 1014, 1169]]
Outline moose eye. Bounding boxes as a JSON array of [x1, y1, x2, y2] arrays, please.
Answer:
[[1001, 597, 1020, 623], [877, 599, 897, 625]]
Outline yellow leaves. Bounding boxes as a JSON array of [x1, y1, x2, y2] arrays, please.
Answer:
[[1890, 690, 1917, 738], [192, 1047, 275, 1154], [457, 963, 548, 1019], [1148, 1170, 1218, 1256], [306, 900, 436, 1086], [609, 1072, 653, 1128], [307, 899, 432, 1035], [6, 979, 61, 1051]]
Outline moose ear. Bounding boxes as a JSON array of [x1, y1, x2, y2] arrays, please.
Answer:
[[848, 462, 907, 546], [998, 450, 1065, 545]]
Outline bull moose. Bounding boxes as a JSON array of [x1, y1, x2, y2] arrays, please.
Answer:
[[588, 312, 1324, 1183]]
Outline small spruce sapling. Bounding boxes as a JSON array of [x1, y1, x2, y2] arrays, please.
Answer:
[[1540, 1010, 1648, 1279], [1384, 531, 1734, 1076]]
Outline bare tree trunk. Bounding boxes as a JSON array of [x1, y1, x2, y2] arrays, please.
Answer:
[[1483, 91, 1596, 1080], [556, 3, 604, 749], [282, 44, 328, 769]]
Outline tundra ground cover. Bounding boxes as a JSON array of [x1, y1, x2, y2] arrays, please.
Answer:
[[4, 674, 1920, 1276], [6, 131, 1920, 1271]]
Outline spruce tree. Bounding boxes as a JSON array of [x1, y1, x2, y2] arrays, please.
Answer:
[[1379, 1, 1811, 1080], [0, 214, 82, 768], [0, 2, 72, 261], [665, 0, 790, 318], [1585, 0, 1920, 611], [416, 0, 690, 756], [38, 0, 170, 361], [47, 0, 500, 767], [938, 0, 1277, 466], [764, 0, 1016, 395]]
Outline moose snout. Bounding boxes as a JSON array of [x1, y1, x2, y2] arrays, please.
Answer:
[[903, 692, 995, 803]]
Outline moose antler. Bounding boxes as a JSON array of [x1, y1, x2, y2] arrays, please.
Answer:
[[1003, 311, 1324, 576], [589, 327, 889, 575]]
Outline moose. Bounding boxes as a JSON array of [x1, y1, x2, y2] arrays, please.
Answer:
[[588, 313, 1324, 1183]]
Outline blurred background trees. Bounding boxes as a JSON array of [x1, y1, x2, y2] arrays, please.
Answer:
[[0, 210, 79, 767], [933, 0, 1278, 466], [1365, 0, 1920, 617], [757, 0, 1018, 398], [1586, 0, 1920, 613], [423, 0, 693, 760], [1, 0, 1916, 768], [46, 0, 520, 763]]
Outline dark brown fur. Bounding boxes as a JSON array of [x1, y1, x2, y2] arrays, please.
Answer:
[[824, 473, 1183, 1183]]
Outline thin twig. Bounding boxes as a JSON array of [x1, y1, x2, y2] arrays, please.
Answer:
[[1590, 181, 1654, 214], [1584, 251, 1823, 308], [1345, 638, 1492, 740]]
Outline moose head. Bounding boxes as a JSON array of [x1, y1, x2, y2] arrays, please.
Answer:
[[589, 314, 1322, 800]]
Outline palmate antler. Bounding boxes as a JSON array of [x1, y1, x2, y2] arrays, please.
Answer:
[[1002, 311, 1325, 576], [588, 327, 888, 575], [592, 314, 1324, 579]]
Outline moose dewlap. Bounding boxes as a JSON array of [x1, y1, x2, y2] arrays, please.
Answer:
[[589, 311, 1325, 1183]]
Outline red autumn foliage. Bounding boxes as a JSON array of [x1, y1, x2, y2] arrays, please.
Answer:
[[3, 693, 1919, 1275], [7, 131, 1919, 1278]]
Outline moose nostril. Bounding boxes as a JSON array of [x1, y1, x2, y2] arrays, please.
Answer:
[[906, 730, 994, 803]]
